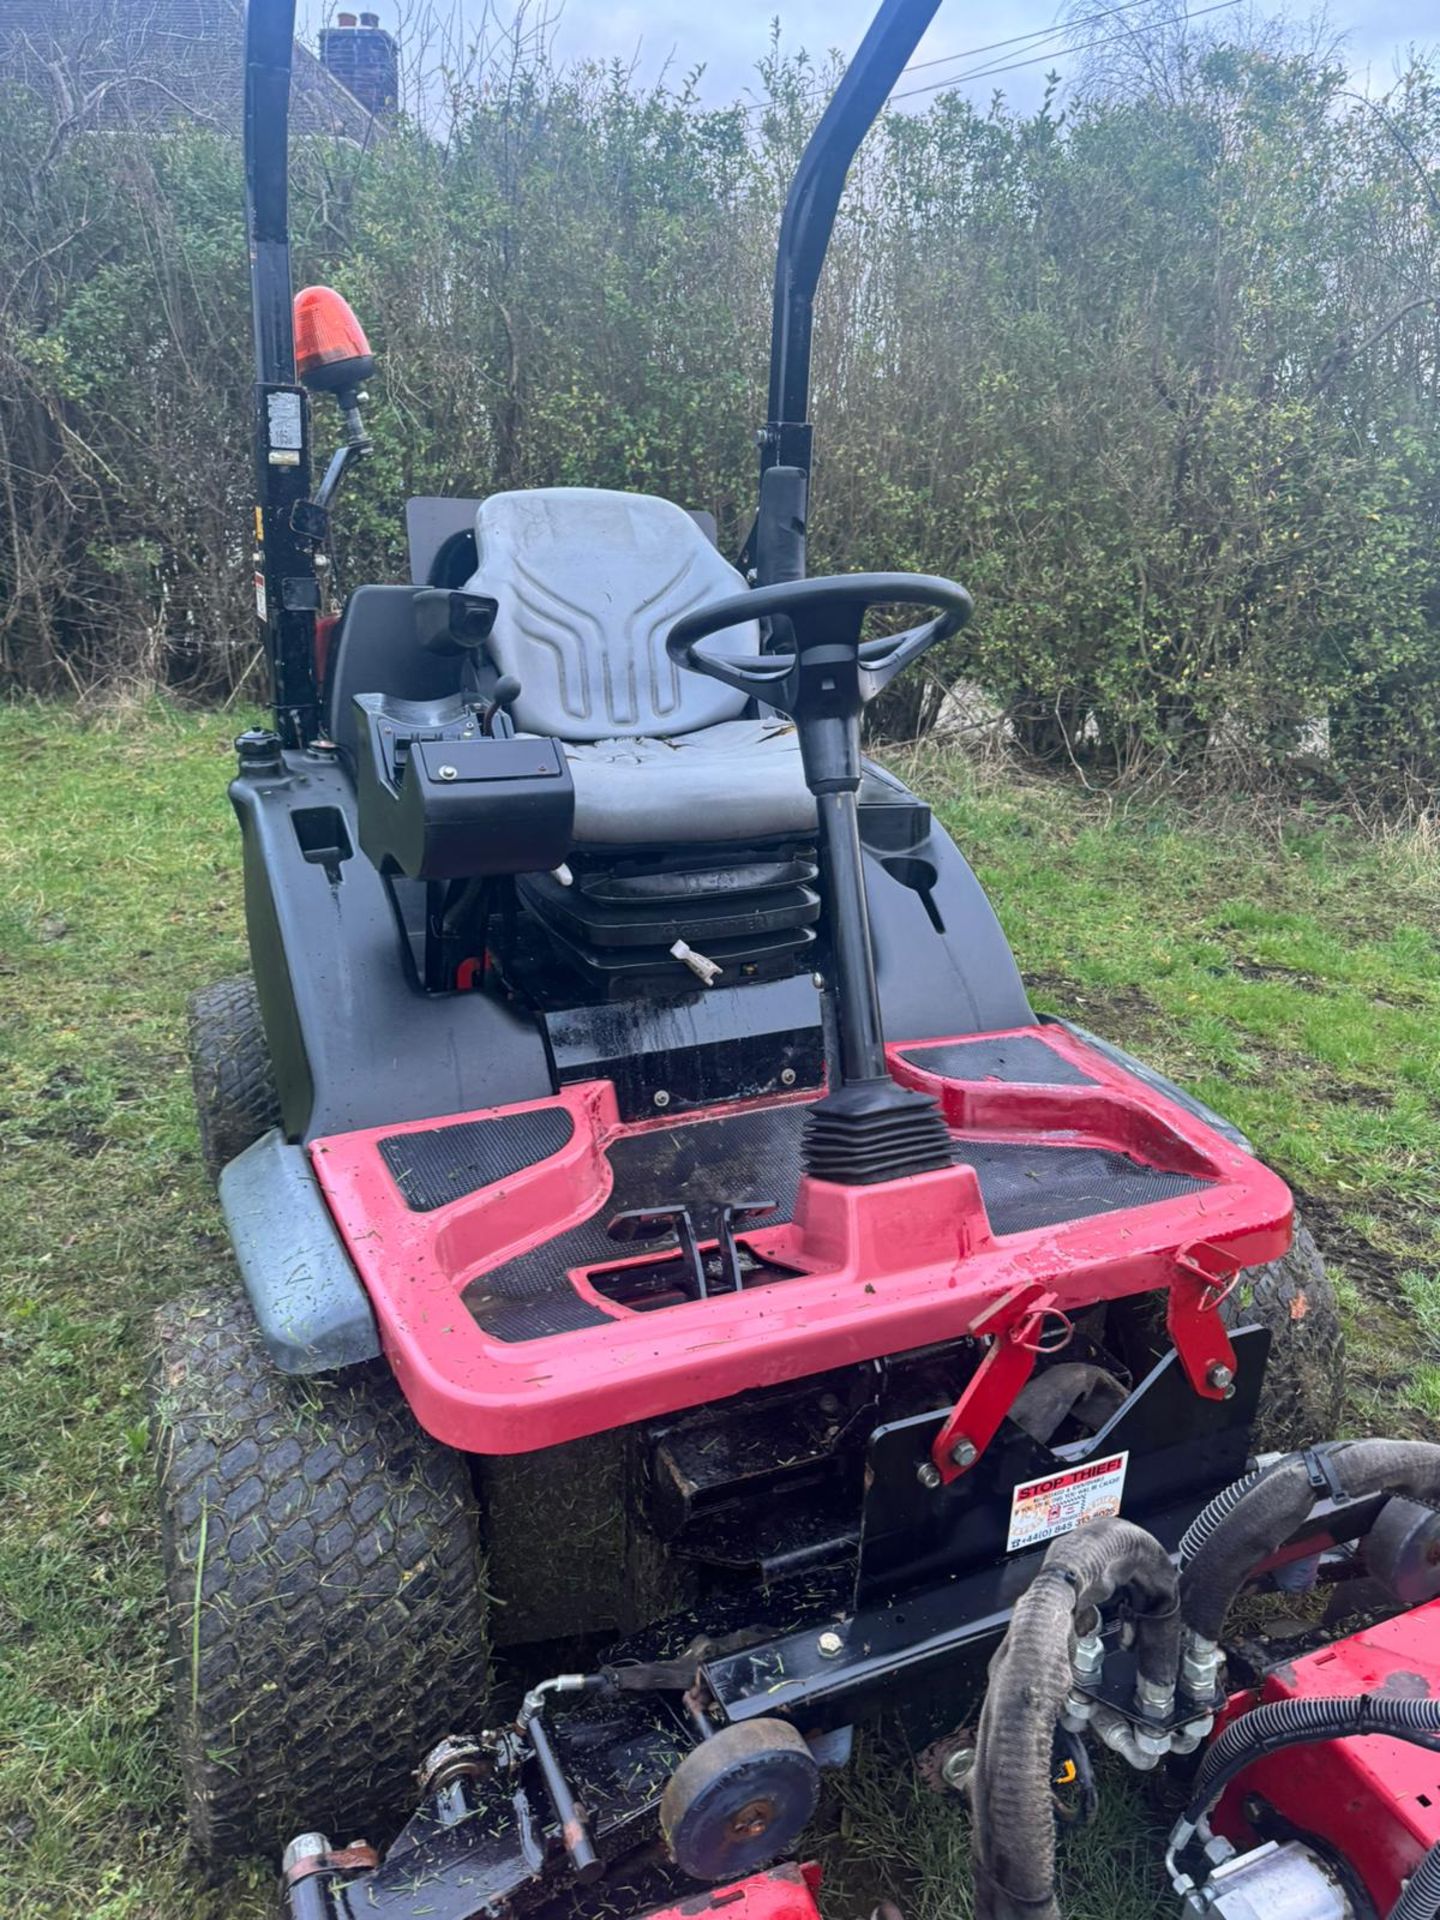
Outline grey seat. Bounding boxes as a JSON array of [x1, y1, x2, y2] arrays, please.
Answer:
[[464, 487, 816, 846]]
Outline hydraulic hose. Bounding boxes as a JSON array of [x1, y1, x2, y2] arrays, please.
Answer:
[[1177, 1460, 1278, 1565], [970, 1517, 1179, 1920], [1390, 1837, 1440, 1920], [1181, 1440, 1440, 1645]]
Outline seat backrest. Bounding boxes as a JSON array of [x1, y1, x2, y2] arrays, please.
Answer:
[[467, 488, 759, 741]]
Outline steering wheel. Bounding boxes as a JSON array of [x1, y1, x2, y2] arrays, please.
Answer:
[[665, 572, 973, 722]]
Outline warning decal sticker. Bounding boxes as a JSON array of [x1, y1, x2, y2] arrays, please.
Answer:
[[1006, 1451, 1129, 1553]]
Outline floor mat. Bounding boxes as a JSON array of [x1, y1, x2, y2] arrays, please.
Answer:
[[379, 1107, 576, 1212], [456, 1104, 1209, 1342], [899, 1034, 1097, 1085]]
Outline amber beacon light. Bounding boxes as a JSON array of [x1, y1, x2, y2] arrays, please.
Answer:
[[293, 285, 374, 396]]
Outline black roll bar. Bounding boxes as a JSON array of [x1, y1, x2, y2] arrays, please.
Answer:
[[244, 0, 320, 747], [762, 0, 943, 471], [751, 0, 942, 582]]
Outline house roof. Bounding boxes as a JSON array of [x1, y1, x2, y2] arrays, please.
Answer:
[[0, 0, 380, 142]]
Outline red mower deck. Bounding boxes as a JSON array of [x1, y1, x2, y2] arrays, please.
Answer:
[[312, 1023, 1291, 1452]]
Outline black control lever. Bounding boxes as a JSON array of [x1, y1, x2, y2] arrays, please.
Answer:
[[668, 573, 972, 1186], [482, 673, 522, 738], [608, 1206, 708, 1299]]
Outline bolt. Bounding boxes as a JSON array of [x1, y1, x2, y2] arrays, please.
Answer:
[[1207, 1363, 1235, 1396], [437, 763, 458, 782], [780, 1068, 797, 1087], [949, 1437, 978, 1471], [728, 1799, 772, 1839], [281, 1832, 332, 1874], [817, 1629, 845, 1658], [916, 1461, 943, 1490], [653, 1090, 671, 1109], [940, 1746, 976, 1791], [811, 972, 825, 989]]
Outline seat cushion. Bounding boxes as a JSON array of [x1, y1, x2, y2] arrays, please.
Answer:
[[467, 488, 760, 741], [548, 718, 817, 846]]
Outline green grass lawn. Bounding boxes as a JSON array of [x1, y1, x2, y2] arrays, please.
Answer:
[[1, 703, 1436, 1920]]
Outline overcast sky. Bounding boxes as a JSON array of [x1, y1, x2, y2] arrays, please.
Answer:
[[559, 2, 1430, 106], [458, 0, 1437, 112], [302, 1, 1438, 116]]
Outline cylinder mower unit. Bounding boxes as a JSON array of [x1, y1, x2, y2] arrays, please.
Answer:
[[156, 3, 1362, 1920]]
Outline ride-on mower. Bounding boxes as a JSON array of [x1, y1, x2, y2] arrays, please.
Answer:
[[157, 3, 1440, 1917]]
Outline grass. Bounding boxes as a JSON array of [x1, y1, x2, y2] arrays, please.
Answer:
[[1, 701, 1437, 1919]]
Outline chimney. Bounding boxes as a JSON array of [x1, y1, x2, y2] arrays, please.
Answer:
[[320, 9, 398, 119]]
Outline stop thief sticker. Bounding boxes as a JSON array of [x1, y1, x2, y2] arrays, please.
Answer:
[[1006, 1451, 1129, 1553]]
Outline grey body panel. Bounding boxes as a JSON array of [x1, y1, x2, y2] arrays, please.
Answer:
[[233, 751, 555, 1141], [219, 1129, 382, 1372], [860, 762, 1034, 1040]]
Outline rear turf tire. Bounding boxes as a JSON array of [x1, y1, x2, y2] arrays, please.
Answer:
[[152, 1287, 489, 1865], [187, 973, 281, 1183]]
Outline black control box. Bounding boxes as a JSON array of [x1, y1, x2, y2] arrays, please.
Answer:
[[356, 703, 575, 881]]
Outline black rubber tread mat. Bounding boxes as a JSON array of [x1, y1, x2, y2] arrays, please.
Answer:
[[959, 1141, 1205, 1236], [899, 1035, 1098, 1086], [379, 1107, 575, 1212], [460, 1105, 1210, 1342]]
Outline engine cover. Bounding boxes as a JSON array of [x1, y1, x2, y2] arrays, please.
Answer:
[[1214, 1597, 1440, 1913]]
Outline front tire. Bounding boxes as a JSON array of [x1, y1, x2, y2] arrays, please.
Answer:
[[152, 1287, 489, 1864], [1222, 1219, 1344, 1451], [1105, 1213, 1345, 1452]]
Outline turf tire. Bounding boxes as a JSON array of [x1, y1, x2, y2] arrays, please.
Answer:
[[187, 973, 282, 1183], [1221, 1217, 1344, 1452], [152, 1286, 489, 1865]]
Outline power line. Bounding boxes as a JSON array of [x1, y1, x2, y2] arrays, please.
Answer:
[[743, 0, 1183, 113], [889, 0, 1242, 102], [744, 0, 1241, 116], [888, 0, 1186, 80]]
